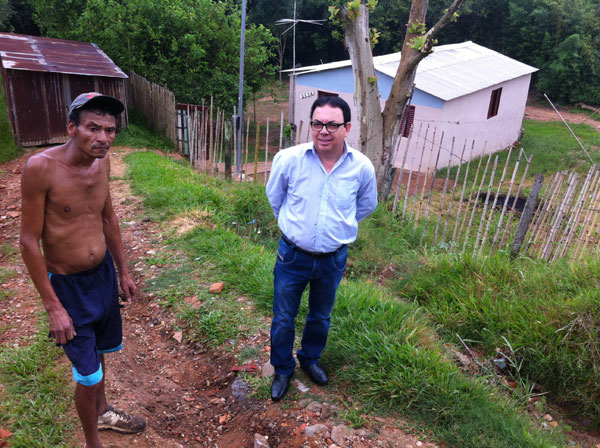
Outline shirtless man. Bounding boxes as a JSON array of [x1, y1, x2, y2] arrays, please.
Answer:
[[20, 92, 146, 448]]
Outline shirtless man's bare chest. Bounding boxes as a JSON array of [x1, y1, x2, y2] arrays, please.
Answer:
[[41, 152, 110, 273]]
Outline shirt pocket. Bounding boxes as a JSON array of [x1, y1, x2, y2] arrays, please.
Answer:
[[336, 179, 360, 213]]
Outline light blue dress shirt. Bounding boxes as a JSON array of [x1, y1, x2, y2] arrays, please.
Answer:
[[266, 142, 378, 253]]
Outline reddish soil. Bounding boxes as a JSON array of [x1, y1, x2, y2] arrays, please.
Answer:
[[0, 147, 440, 448], [1, 97, 599, 447]]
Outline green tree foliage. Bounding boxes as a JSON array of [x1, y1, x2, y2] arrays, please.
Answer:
[[367, 0, 600, 105], [538, 33, 600, 103], [28, 0, 277, 108], [0, 0, 39, 34], [247, 0, 346, 70]]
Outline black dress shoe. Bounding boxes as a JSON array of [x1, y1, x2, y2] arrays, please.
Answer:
[[271, 373, 293, 401], [301, 363, 329, 385]]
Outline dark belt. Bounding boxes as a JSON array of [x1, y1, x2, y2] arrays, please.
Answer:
[[281, 233, 344, 258]]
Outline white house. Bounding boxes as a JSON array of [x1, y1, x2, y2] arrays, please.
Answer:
[[287, 41, 538, 171]]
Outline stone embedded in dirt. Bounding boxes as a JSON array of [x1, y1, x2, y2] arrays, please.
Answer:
[[231, 376, 251, 401], [298, 398, 312, 408], [331, 425, 353, 446], [254, 433, 270, 448], [209, 282, 225, 294], [303, 423, 329, 438], [321, 402, 333, 421], [173, 330, 183, 343], [305, 401, 322, 414], [0, 428, 13, 442], [184, 295, 197, 303], [261, 361, 275, 377]]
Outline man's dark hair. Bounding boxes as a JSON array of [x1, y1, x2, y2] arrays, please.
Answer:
[[310, 96, 351, 124], [68, 107, 118, 126]]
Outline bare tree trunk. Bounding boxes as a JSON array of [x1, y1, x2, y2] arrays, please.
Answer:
[[338, 0, 466, 202], [340, 3, 383, 160]]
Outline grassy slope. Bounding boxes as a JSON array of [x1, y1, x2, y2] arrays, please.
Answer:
[[2, 115, 596, 446], [124, 150, 566, 448]]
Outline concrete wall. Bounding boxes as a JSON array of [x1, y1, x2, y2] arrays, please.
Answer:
[[395, 74, 532, 172]]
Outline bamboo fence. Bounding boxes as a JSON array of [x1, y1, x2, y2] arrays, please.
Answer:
[[393, 127, 600, 261], [182, 99, 286, 182], [524, 164, 600, 260], [125, 81, 599, 262], [393, 129, 540, 256]]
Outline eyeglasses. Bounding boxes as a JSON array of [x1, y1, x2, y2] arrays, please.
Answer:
[[310, 121, 347, 133]]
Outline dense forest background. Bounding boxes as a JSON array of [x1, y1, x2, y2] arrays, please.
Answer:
[[248, 0, 600, 105], [0, 0, 598, 106]]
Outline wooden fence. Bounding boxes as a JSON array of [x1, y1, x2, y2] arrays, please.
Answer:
[[125, 72, 177, 147], [391, 125, 600, 261], [122, 78, 598, 263], [392, 129, 533, 256], [525, 165, 600, 260], [180, 99, 286, 183]]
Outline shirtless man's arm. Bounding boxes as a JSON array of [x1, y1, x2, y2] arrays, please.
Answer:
[[20, 155, 76, 345], [102, 159, 137, 302]]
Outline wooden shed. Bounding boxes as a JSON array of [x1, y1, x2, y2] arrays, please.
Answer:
[[0, 32, 128, 147]]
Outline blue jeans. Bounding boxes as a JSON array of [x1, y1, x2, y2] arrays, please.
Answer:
[[270, 237, 347, 375]]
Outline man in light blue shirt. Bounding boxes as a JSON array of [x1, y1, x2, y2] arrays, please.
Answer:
[[266, 96, 377, 401]]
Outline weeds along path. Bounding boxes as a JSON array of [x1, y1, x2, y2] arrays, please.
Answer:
[[0, 147, 438, 448]]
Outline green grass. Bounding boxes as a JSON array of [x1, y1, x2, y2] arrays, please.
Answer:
[[124, 150, 568, 447], [0, 77, 23, 163], [114, 110, 175, 151], [437, 120, 600, 196], [124, 151, 223, 221], [0, 331, 74, 447], [404, 251, 600, 423], [520, 120, 600, 174], [0, 266, 17, 284]]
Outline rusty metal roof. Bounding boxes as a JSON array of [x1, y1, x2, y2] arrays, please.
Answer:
[[0, 32, 127, 78]]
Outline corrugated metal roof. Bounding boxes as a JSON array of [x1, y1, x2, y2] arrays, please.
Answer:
[[287, 41, 538, 101], [0, 32, 127, 78]]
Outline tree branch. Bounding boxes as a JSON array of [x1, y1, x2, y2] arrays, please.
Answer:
[[425, 0, 467, 43]]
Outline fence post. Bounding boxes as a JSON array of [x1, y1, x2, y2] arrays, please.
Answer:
[[511, 173, 544, 257], [225, 118, 233, 179]]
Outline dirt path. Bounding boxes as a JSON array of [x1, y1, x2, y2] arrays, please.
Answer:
[[524, 105, 600, 131], [0, 147, 438, 448]]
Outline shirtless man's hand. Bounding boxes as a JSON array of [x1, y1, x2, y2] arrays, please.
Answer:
[[48, 305, 77, 345], [119, 272, 137, 302]]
